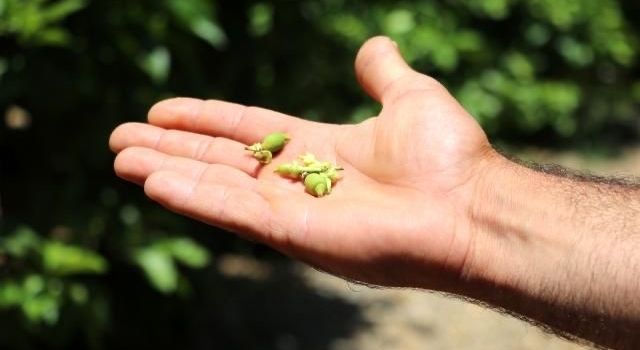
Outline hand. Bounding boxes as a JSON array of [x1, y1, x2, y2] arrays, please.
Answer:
[[110, 36, 497, 290], [111, 37, 640, 348]]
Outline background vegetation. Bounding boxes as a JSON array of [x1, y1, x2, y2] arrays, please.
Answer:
[[0, 0, 638, 349]]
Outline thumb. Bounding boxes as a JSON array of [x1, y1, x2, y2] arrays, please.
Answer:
[[355, 36, 444, 104]]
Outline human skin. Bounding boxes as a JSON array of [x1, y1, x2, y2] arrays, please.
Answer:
[[110, 36, 640, 349]]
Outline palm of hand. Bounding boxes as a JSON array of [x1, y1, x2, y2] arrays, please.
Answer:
[[110, 37, 492, 288]]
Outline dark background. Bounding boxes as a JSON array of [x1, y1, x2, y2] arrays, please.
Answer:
[[1, 0, 639, 349]]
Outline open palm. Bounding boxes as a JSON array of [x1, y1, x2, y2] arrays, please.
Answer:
[[110, 37, 496, 289]]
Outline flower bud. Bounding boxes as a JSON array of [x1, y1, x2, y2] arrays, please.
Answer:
[[261, 132, 290, 153], [275, 162, 302, 177], [276, 153, 342, 197], [304, 173, 329, 197], [246, 132, 289, 164]]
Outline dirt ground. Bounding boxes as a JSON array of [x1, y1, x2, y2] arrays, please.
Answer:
[[216, 147, 640, 350]]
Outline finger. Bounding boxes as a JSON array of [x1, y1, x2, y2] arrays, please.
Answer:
[[114, 147, 255, 189], [110, 122, 259, 175], [148, 97, 307, 145], [354, 36, 444, 104], [144, 170, 276, 242]]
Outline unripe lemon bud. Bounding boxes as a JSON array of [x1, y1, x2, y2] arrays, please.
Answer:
[[261, 132, 290, 153], [304, 173, 329, 197]]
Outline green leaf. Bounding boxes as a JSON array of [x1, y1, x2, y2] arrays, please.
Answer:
[[42, 242, 108, 275], [0, 282, 23, 307], [165, 0, 227, 49], [1, 225, 41, 257], [22, 293, 59, 325], [325, 13, 369, 44], [34, 27, 71, 45], [384, 9, 415, 35], [556, 36, 594, 67], [161, 238, 210, 268], [40, 0, 86, 23], [503, 52, 535, 80], [249, 2, 273, 37], [138, 46, 171, 84], [190, 19, 227, 48], [69, 283, 88, 305], [0, 0, 85, 46], [23, 274, 45, 295], [458, 82, 503, 125], [134, 247, 178, 294]]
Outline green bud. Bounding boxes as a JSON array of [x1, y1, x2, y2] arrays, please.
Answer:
[[261, 132, 290, 153], [245, 132, 289, 164], [276, 153, 343, 197], [275, 162, 302, 177], [304, 173, 330, 197]]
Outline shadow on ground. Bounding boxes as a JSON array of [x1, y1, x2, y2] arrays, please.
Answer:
[[106, 255, 367, 350]]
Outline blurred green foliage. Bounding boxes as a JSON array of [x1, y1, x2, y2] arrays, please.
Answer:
[[0, 0, 638, 348], [0, 0, 87, 46]]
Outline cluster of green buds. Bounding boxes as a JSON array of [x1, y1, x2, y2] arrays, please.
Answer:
[[245, 132, 290, 164], [275, 153, 343, 197]]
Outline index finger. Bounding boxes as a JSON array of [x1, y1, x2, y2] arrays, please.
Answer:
[[148, 97, 307, 145]]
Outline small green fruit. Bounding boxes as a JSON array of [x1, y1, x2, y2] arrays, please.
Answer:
[[276, 152, 343, 197], [304, 173, 330, 197], [245, 132, 290, 164], [275, 162, 302, 177], [261, 132, 290, 153]]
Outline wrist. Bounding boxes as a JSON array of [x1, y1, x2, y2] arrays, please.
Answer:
[[457, 152, 640, 347], [460, 153, 578, 296]]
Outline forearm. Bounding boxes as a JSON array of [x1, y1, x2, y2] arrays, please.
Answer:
[[464, 154, 640, 349]]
